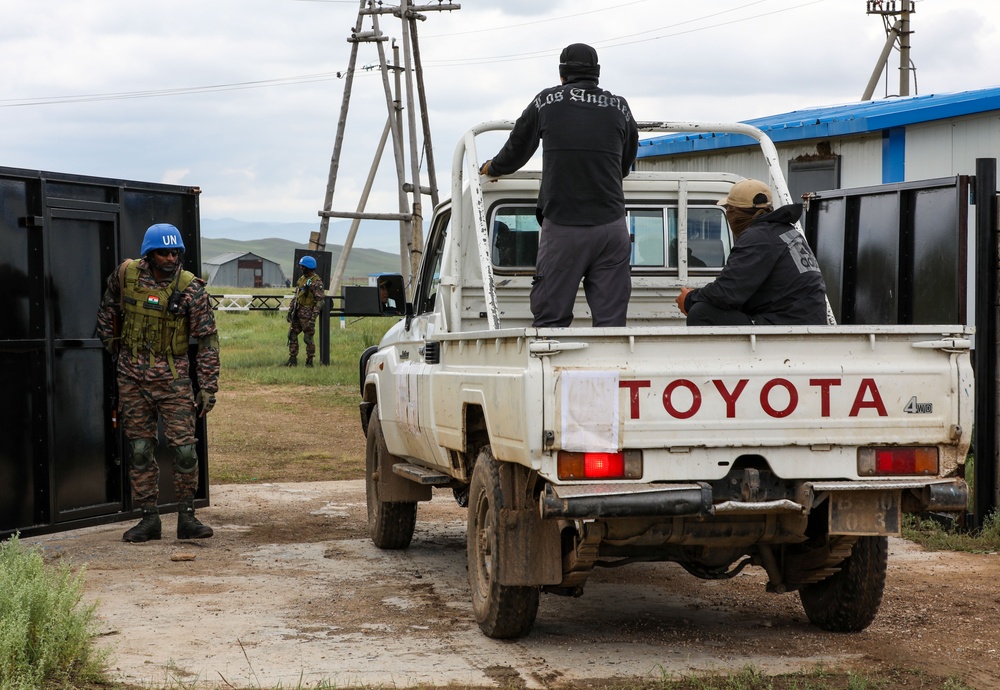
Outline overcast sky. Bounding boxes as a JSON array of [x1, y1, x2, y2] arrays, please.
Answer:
[[2, 0, 997, 249]]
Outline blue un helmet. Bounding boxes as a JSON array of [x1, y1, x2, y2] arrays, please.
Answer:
[[140, 223, 185, 257], [299, 255, 317, 270]]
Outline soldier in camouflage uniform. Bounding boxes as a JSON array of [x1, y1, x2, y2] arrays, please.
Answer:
[[96, 223, 220, 543], [286, 255, 325, 367]]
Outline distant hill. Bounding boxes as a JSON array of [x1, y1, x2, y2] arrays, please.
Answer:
[[200, 236, 400, 284], [201, 217, 403, 254]]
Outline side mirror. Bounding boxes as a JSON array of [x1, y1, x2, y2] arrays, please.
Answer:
[[376, 274, 407, 316], [338, 274, 408, 317]]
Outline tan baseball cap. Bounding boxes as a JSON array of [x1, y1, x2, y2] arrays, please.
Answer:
[[717, 179, 772, 209]]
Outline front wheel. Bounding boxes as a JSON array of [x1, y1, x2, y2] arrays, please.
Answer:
[[799, 535, 888, 632], [365, 407, 417, 549], [467, 446, 539, 639]]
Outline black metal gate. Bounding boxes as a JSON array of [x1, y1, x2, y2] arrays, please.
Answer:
[[803, 165, 998, 525], [1, 166, 207, 538], [803, 175, 970, 325]]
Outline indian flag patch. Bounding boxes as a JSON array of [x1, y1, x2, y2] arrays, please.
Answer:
[[146, 295, 160, 306]]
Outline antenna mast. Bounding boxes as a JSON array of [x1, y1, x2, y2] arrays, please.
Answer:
[[314, 0, 459, 298], [862, 0, 915, 100]]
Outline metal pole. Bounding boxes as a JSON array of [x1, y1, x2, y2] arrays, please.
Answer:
[[393, 41, 407, 275], [328, 118, 393, 299], [400, 0, 424, 289], [974, 157, 999, 527], [316, 0, 367, 250], [899, 3, 911, 97], [373, 15, 412, 289], [409, 17, 439, 208], [862, 19, 901, 101]]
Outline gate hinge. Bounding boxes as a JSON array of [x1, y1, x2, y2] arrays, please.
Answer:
[[19, 216, 44, 228]]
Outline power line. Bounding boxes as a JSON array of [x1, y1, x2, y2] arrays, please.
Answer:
[[0, 72, 354, 108], [420, 0, 656, 38], [423, 0, 829, 68]]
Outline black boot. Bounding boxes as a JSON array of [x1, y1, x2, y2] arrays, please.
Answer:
[[285, 355, 297, 367], [305, 356, 314, 368], [177, 499, 213, 539], [123, 506, 161, 542]]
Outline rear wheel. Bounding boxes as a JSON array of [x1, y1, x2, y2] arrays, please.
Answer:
[[799, 535, 888, 632], [467, 446, 539, 639], [365, 408, 417, 549]]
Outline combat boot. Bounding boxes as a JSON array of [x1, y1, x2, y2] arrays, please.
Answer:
[[123, 505, 161, 542], [285, 356, 297, 367], [305, 356, 314, 368], [177, 498, 214, 539]]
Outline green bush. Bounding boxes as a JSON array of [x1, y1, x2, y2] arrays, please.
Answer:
[[903, 509, 1000, 553], [0, 535, 106, 690]]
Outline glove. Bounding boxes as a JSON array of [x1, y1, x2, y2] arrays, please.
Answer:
[[196, 389, 217, 416], [479, 160, 492, 176]]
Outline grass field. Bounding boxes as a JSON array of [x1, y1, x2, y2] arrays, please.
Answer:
[[206, 306, 395, 485]]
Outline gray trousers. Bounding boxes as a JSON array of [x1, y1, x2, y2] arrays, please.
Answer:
[[529, 217, 632, 327]]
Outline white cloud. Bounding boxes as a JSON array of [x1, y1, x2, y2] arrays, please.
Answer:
[[161, 168, 192, 185]]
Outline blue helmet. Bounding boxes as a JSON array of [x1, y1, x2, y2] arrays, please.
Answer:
[[140, 223, 185, 256], [299, 255, 317, 270]]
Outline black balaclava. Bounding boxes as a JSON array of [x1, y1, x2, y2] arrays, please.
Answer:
[[726, 206, 772, 239], [559, 43, 600, 83]]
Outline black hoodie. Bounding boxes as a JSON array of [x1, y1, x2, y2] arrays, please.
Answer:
[[487, 76, 639, 226], [684, 203, 828, 325]]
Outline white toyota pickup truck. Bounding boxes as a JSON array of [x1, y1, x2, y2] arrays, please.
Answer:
[[353, 122, 973, 639]]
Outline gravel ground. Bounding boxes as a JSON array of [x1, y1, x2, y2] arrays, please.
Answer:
[[26, 480, 1000, 689]]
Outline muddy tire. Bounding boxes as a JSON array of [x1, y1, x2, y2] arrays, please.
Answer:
[[799, 535, 888, 632], [467, 446, 539, 639], [365, 408, 417, 549]]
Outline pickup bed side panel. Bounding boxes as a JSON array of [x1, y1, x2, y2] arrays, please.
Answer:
[[432, 335, 543, 467]]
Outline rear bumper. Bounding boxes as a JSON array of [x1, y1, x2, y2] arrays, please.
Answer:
[[539, 478, 968, 520]]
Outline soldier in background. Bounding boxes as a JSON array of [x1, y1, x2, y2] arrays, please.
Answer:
[[96, 223, 220, 542], [286, 255, 325, 367]]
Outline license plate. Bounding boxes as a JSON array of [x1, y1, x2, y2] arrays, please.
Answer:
[[829, 490, 901, 536]]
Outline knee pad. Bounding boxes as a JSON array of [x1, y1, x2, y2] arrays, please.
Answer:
[[174, 444, 199, 475], [130, 438, 157, 472]]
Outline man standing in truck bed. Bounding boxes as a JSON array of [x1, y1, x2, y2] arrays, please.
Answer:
[[481, 42, 639, 327]]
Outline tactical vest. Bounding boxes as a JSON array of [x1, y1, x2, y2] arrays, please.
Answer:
[[296, 275, 318, 308], [120, 261, 196, 370]]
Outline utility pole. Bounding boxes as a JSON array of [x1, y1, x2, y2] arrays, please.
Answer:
[[862, 0, 915, 100], [314, 0, 460, 299]]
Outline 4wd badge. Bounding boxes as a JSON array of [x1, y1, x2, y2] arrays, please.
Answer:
[[904, 396, 933, 414]]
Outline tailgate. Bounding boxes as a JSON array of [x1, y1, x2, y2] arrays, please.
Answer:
[[544, 326, 972, 482]]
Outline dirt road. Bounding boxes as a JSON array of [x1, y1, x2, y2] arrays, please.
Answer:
[[26, 480, 1000, 689]]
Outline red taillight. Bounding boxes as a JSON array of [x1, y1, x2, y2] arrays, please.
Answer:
[[558, 451, 641, 480], [858, 447, 939, 475], [585, 452, 624, 478]]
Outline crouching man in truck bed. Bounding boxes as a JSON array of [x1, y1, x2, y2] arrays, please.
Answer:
[[676, 178, 828, 326]]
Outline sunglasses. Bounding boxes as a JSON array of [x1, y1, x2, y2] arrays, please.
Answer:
[[154, 249, 181, 257]]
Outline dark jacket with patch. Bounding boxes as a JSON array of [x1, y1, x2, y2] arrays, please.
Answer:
[[683, 204, 828, 325], [487, 77, 639, 226]]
